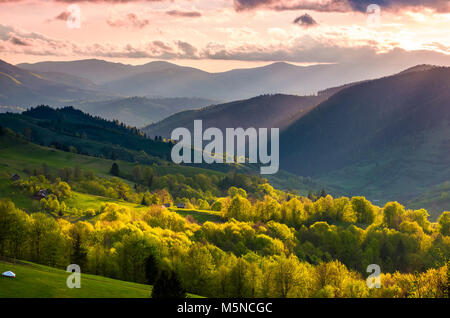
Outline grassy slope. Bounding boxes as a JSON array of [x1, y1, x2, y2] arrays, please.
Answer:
[[0, 134, 224, 180], [0, 260, 152, 298], [169, 208, 223, 223], [0, 135, 225, 224]]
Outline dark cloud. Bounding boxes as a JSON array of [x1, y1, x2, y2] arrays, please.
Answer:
[[293, 13, 317, 28], [9, 36, 28, 46], [166, 10, 202, 17], [176, 41, 198, 58], [2, 0, 448, 13], [233, 0, 352, 12], [152, 40, 173, 51], [233, 0, 450, 13], [107, 13, 149, 28]]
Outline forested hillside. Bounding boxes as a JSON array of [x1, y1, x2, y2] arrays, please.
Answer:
[[279, 67, 450, 218], [0, 106, 171, 164], [143, 94, 327, 139]]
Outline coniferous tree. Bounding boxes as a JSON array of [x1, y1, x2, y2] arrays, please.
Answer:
[[144, 254, 160, 285], [110, 163, 120, 176], [151, 270, 186, 298], [71, 234, 87, 270], [307, 191, 316, 202], [319, 188, 327, 198]]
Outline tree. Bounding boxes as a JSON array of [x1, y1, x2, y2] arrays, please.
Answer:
[[55, 181, 72, 199], [71, 233, 88, 270], [226, 195, 252, 221], [24, 126, 32, 141], [273, 254, 308, 298], [383, 202, 405, 230], [151, 270, 186, 298], [351, 197, 376, 224], [144, 254, 160, 285], [29, 213, 60, 263], [228, 187, 247, 198], [318, 188, 327, 198], [110, 163, 120, 177], [229, 258, 252, 297], [0, 200, 28, 259], [69, 222, 92, 270], [395, 239, 407, 272], [181, 244, 214, 294], [196, 199, 210, 210], [211, 200, 224, 212], [132, 166, 142, 183], [307, 191, 317, 202], [438, 211, 450, 236]]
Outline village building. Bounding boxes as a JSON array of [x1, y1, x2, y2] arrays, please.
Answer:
[[34, 189, 49, 200]]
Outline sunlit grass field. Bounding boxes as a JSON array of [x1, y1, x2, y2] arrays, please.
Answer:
[[0, 260, 153, 298]]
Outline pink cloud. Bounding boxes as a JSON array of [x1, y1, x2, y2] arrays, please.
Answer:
[[107, 13, 150, 28]]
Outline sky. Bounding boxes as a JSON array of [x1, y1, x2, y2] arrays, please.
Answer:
[[1, 0, 450, 72]]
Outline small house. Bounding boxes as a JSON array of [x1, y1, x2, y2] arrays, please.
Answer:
[[10, 174, 20, 181], [176, 203, 186, 209], [34, 189, 49, 200], [164, 203, 171, 208], [2, 271, 16, 278]]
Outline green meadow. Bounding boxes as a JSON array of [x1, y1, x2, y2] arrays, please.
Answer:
[[0, 135, 224, 223], [0, 260, 153, 298]]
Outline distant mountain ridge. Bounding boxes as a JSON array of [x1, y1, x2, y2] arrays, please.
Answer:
[[0, 59, 113, 107], [18, 59, 197, 85], [18, 58, 447, 102], [78, 96, 217, 128]]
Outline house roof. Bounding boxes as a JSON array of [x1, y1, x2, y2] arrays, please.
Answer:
[[2, 271, 16, 277]]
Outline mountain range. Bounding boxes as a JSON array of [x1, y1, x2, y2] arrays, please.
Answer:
[[0, 59, 111, 107], [17, 58, 441, 101]]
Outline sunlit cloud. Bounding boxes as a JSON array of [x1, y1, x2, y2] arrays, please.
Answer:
[[107, 12, 150, 28]]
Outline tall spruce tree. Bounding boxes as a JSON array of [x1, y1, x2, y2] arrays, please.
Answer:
[[151, 270, 186, 298]]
